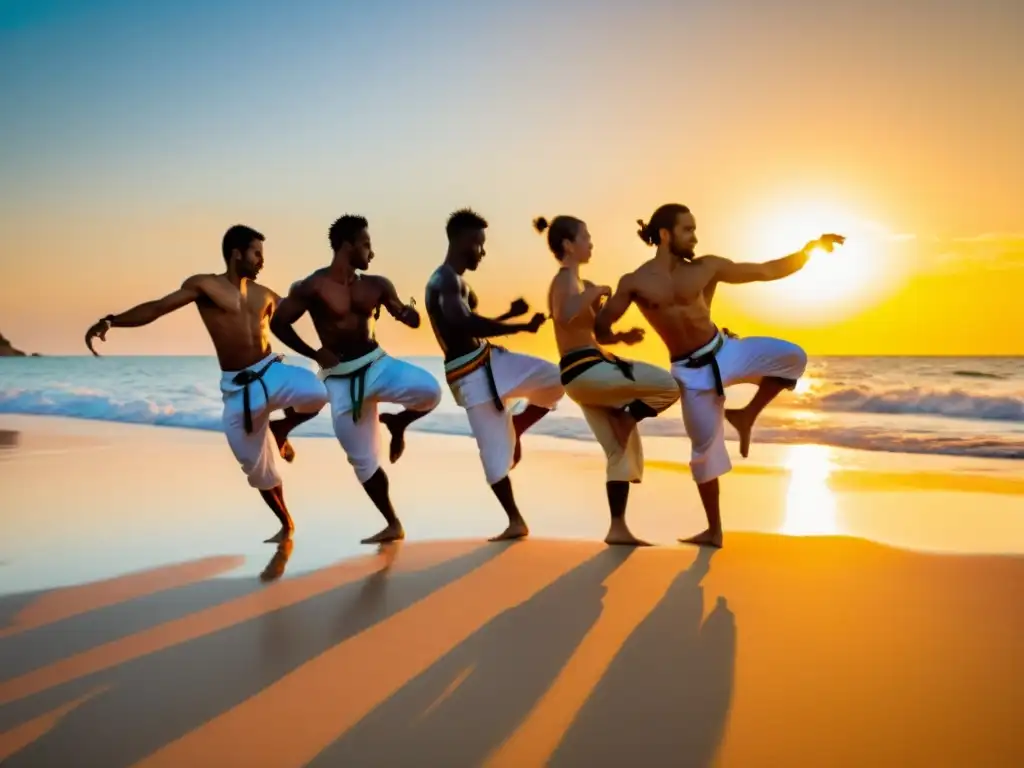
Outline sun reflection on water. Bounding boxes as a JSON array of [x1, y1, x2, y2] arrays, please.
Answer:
[[779, 444, 842, 536]]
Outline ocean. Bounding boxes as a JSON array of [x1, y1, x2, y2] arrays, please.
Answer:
[[1, 355, 1022, 460]]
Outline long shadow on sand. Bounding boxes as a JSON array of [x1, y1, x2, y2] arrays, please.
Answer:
[[315, 546, 734, 767], [550, 546, 736, 767], [1, 572, 270, 677], [312, 547, 646, 766], [0, 543, 508, 767]]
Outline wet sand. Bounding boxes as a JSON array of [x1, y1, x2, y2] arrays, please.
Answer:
[[1, 415, 1023, 766]]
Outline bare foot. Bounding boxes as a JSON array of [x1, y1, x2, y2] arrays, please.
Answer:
[[489, 518, 529, 542], [269, 420, 296, 463], [360, 523, 405, 544], [604, 520, 651, 547], [679, 529, 723, 548], [264, 526, 293, 544], [725, 408, 753, 458], [378, 413, 406, 463], [260, 540, 294, 582]]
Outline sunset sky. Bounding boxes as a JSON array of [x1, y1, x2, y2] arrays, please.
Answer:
[[2, 0, 1021, 358]]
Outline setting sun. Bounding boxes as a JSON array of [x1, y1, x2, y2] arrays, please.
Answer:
[[731, 200, 913, 326]]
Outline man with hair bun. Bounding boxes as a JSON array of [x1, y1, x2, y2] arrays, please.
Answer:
[[595, 203, 844, 548], [539, 214, 680, 546]]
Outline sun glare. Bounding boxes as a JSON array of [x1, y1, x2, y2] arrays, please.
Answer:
[[734, 200, 910, 325], [779, 444, 841, 536]]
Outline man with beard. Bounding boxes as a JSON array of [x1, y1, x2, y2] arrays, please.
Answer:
[[84, 224, 329, 544], [424, 208, 563, 542], [270, 214, 441, 544], [594, 203, 844, 548]]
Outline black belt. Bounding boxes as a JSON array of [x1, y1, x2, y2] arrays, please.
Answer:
[[559, 348, 634, 387], [230, 355, 284, 434], [671, 334, 725, 397], [323, 360, 376, 422]]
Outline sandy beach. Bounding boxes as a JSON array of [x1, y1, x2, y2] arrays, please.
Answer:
[[1, 414, 1023, 766]]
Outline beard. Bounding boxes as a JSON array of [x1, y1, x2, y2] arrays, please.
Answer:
[[669, 239, 695, 261]]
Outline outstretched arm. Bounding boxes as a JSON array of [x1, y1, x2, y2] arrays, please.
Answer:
[[437, 274, 539, 338], [705, 251, 810, 284], [377, 277, 421, 328], [708, 234, 845, 284], [269, 280, 321, 360], [84, 275, 207, 355], [594, 274, 640, 344]]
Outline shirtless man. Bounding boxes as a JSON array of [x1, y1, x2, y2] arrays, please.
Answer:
[[424, 208, 564, 541], [84, 225, 329, 543], [270, 214, 441, 544], [539, 214, 680, 546], [595, 203, 844, 548]]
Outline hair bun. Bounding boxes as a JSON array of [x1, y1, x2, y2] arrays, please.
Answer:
[[636, 218, 650, 244], [533, 217, 549, 234]]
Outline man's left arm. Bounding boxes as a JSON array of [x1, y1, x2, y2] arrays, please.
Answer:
[[377, 277, 421, 328], [707, 234, 844, 284]]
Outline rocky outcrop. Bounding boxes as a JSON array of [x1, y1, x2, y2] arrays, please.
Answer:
[[0, 332, 28, 357]]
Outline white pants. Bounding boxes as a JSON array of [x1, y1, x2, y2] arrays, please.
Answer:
[[448, 345, 564, 485], [671, 335, 807, 484], [565, 356, 680, 483], [220, 353, 328, 490], [324, 352, 441, 483]]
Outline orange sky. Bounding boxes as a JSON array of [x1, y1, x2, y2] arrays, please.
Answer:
[[1, 2, 1021, 357]]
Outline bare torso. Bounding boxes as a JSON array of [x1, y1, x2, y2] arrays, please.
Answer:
[[191, 274, 278, 371], [547, 269, 604, 356], [627, 257, 719, 357], [301, 269, 388, 361], [425, 264, 481, 361]]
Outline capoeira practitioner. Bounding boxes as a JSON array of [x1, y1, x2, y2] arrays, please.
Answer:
[[538, 215, 680, 546], [424, 208, 564, 541], [270, 214, 441, 544], [84, 225, 329, 543], [595, 203, 844, 548]]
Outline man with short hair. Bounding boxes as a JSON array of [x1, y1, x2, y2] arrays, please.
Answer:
[[271, 214, 441, 544], [85, 225, 329, 543], [424, 208, 564, 541]]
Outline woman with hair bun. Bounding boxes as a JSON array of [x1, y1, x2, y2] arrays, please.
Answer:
[[538, 215, 680, 546]]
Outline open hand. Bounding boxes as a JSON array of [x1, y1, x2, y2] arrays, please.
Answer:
[[616, 327, 645, 345], [806, 233, 846, 253], [84, 318, 111, 357], [314, 347, 341, 370], [524, 312, 547, 333], [507, 298, 530, 318]]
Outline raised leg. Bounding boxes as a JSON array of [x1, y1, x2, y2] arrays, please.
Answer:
[[725, 376, 796, 458], [370, 358, 443, 464], [269, 407, 318, 462], [379, 408, 432, 464], [511, 404, 552, 468]]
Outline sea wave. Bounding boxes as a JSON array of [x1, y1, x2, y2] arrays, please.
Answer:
[[799, 386, 1024, 421], [2, 385, 1021, 461]]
